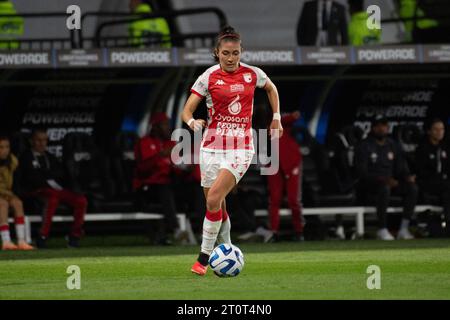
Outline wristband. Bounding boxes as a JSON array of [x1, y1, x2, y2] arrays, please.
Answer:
[[273, 113, 281, 121], [187, 118, 195, 127]]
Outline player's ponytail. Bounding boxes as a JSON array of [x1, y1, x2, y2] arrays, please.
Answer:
[[213, 26, 242, 61]]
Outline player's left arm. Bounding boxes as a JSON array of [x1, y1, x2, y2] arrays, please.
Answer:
[[263, 78, 283, 138]]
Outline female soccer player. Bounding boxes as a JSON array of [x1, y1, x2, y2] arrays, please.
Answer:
[[181, 26, 283, 275], [0, 136, 34, 250]]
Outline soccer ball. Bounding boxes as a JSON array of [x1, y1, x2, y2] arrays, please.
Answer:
[[209, 243, 244, 277]]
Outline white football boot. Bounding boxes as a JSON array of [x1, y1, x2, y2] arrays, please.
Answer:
[[397, 228, 414, 240], [376, 228, 395, 241]]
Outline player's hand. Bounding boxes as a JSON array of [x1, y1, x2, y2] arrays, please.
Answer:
[[406, 175, 416, 184], [189, 119, 206, 132], [292, 111, 301, 119], [269, 119, 283, 139]]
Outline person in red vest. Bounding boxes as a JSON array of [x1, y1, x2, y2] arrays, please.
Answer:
[[133, 112, 186, 245], [267, 111, 304, 241]]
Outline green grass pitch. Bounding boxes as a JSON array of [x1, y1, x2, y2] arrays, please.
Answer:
[[1, 238, 449, 300]]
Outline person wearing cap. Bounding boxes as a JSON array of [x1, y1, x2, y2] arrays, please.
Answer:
[[415, 118, 450, 236], [133, 112, 186, 245], [355, 116, 417, 240]]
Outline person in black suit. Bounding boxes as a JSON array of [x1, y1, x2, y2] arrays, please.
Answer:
[[297, 0, 349, 46]]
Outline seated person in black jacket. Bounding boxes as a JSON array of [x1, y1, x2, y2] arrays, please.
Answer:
[[355, 116, 417, 240], [415, 118, 450, 235], [19, 129, 87, 248]]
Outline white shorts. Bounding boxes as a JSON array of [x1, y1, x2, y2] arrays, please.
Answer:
[[199, 149, 255, 188]]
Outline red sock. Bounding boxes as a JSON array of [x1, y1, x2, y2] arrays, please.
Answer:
[[222, 211, 229, 222], [15, 216, 25, 225], [205, 209, 222, 222]]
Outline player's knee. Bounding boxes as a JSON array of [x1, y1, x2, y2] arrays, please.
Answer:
[[206, 192, 222, 211], [0, 199, 9, 210], [10, 197, 23, 208]]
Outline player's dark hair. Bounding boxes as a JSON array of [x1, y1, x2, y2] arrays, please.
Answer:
[[0, 135, 9, 143], [213, 26, 241, 61], [424, 117, 444, 132]]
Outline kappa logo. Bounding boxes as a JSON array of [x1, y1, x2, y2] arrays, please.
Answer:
[[215, 79, 225, 85], [243, 73, 252, 83]]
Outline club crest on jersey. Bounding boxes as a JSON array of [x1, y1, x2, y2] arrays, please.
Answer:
[[228, 95, 242, 115], [243, 73, 252, 83]]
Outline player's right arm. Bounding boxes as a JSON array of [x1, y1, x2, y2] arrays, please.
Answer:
[[181, 93, 206, 132]]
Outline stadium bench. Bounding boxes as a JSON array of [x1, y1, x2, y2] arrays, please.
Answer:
[[9, 213, 197, 245], [255, 207, 366, 236], [362, 205, 444, 215], [255, 205, 444, 237]]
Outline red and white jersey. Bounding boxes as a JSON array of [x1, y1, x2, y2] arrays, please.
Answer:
[[191, 62, 268, 152]]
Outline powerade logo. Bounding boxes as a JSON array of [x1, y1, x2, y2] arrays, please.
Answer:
[[357, 48, 417, 62], [0, 53, 50, 66], [110, 51, 171, 65], [241, 50, 295, 64]]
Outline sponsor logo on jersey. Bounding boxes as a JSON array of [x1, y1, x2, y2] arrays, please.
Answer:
[[228, 95, 242, 115], [215, 79, 225, 85], [230, 84, 245, 93], [243, 73, 252, 83]]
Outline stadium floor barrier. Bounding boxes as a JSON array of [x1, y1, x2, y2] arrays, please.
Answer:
[[8, 213, 197, 245]]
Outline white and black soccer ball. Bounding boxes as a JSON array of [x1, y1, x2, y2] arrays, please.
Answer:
[[209, 243, 244, 277]]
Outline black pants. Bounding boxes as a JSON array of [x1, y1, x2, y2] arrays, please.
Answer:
[[361, 179, 418, 228], [136, 184, 179, 235], [420, 180, 450, 222]]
